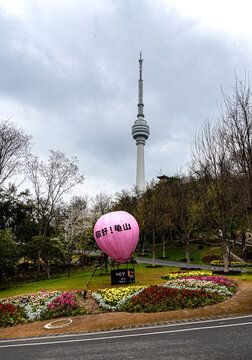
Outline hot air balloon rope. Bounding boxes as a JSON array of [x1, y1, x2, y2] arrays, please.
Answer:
[[86, 254, 107, 289], [138, 261, 148, 283], [86, 263, 100, 289]]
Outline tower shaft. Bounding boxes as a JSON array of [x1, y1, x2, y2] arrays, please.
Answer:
[[136, 142, 145, 188]]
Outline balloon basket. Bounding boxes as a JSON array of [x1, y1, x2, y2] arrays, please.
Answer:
[[86, 255, 135, 289], [110, 257, 135, 285], [110, 267, 135, 285]]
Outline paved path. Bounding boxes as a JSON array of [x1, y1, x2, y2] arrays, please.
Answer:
[[135, 257, 249, 272]]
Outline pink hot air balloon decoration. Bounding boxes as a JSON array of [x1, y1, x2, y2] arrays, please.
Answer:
[[93, 211, 139, 263]]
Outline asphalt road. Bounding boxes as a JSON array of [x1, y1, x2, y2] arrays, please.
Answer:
[[0, 315, 251, 360]]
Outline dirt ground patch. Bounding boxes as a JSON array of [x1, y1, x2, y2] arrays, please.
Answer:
[[1, 280, 252, 339]]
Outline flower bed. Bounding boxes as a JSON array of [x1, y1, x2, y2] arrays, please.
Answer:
[[40, 291, 85, 320], [120, 285, 226, 313], [0, 290, 62, 322], [93, 274, 237, 313], [0, 290, 85, 326], [180, 275, 237, 294], [210, 260, 246, 267], [161, 270, 212, 280], [164, 278, 234, 296], [0, 303, 27, 328], [92, 286, 146, 311]]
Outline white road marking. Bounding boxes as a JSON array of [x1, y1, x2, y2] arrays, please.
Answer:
[[0, 321, 251, 349]]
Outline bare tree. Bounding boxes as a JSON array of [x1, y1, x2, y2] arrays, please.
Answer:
[[59, 196, 89, 277], [155, 178, 176, 259], [220, 75, 252, 230], [26, 150, 85, 237], [192, 121, 236, 272], [26, 150, 84, 277], [170, 176, 199, 270], [0, 120, 31, 187], [136, 181, 160, 267], [91, 192, 113, 218]]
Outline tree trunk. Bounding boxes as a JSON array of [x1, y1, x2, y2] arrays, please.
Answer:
[[141, 243, 145, 256], [47, 270, 50, 280], [161, 232, 166, 259], [42, 263, 51, 280], [162, 241, 166, 259], [67, 263, 71, 277], [67, 254, 71, 277], [185, 240, 191, 270], [36, 250, 41, 278], [152, 229, 156, 267], [246, 209, 252, 232], [141, 232, 146, 256], [221, 240, 229, 273]]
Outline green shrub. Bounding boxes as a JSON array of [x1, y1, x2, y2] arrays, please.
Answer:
[[202, 254, 220, 264]]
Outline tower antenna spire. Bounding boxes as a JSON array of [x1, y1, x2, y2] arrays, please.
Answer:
[[137, 52, 144, 118], [132, 53, 150, 190], [139, 52, 143, 80]]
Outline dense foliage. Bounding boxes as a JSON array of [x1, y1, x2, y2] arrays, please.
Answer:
[[0, 230, 20, 282], [202, 254, 220, 264]]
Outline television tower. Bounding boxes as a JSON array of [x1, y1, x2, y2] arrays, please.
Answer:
[[132, 53, 150, 190]]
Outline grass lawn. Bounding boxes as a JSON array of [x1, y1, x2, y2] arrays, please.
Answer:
[[136, 243, 216, 264], [0, 264, 179, 299]]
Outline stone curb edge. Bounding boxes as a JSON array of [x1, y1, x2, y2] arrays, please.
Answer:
[[1, 312, 252, 341]]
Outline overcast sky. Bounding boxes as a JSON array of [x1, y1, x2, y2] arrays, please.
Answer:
[[0, 0, 252, 199]]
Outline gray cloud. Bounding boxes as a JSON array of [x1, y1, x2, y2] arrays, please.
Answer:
[[0, 0, 251, 197]]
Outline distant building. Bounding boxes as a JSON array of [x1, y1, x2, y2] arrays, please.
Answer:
[[157, 175, 169, 181]]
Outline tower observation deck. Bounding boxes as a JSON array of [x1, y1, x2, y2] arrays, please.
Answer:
[[132, 53, 150, 190]]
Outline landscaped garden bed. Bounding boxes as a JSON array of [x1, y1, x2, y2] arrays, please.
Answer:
[[0, 271, 238, 327], [93, 271, 237, 313], [0, 290, 85, 327]]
